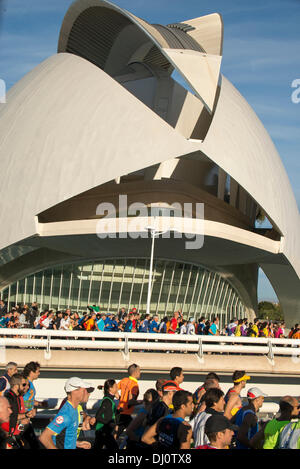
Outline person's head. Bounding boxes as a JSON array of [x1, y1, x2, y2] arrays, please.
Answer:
[[279, 396, 299, 419], [5, 362, 18, 377], [247, 387, 267, 411], [204, 388, 225, 412], [65, 377, 94, 404], [0, 396, 12, 424], [161, 382, 178, 403], [232, 370, 250, 389], [23, 361, 40, 381], [172, 390, 193, 417], [101, 379, 118, 397], [205, 372, 220, 384], [155, 378, 165, 397], [204, 378, 220, 392], [143, 389, 159, 408], [170, 367, 184, 385], [205, 415, 238, 449], [174, 311, 179, 319], [10, 373, 28, 396], [128, 363, 141, 379]]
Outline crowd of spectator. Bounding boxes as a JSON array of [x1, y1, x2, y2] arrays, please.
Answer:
[[0, 300, 299, 339]]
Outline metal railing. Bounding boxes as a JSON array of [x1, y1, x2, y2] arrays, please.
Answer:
[[0, 328, 299, 360]]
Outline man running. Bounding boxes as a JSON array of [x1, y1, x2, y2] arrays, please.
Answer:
[[192, 388, 225, 447], [261, 396, 299, 449], [146, 381, 177, 427], [141, 390, 193, 450], [224, 370, 250, 419], [196, 414, 238, 450], [117, 364, 142, 436], [169, 367, 184, 390], [0, 362, 18, 396], [39, 377, 94, 449], [234, 387, 267, 449]]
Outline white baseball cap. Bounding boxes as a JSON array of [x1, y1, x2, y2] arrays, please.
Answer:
[[247, 387, 268, 399], [65, 377, 94, 393]]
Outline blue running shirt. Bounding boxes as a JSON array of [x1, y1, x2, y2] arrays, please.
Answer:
[[47, 401, 79, 449], [23, 380, 36, 411]]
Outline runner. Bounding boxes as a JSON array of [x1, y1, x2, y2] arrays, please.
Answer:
[[224, 370, 250, 419], [39, 377, 94, 449], [126, 389, 159, 450], [141, 390, 193, 450], [234, 387, 267, 449], [192, 388, 225, 447], [169, 367, 184, 390], [0, 396, 12, 449], [93, 379, 120, 450], [22, 361, 47, 413], [1, 373, 34, 449], [193, 372, 221, 409], [117, 364, 142, 436], [146, 381, 177, 427], [196, 414, 238, 449], [0, 362, 18, 396], [260, 396, 300, 449]]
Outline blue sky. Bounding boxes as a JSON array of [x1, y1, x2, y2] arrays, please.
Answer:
[[0, 0, 299, 303]]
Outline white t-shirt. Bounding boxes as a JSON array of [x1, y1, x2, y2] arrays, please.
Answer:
[[186, 323, 195, 335], [59, 317, 71, 330]]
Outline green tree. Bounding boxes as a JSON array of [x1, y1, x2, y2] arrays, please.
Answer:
[[257, 301, 284, 321]]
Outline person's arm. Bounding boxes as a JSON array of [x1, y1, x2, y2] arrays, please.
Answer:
[[0, 377, 6, 393], [224, 394, 240, 419], [39, 427, 58, 449], [126, 411, 147, 442], [249, 427, 265, 449], [236, 413, 257, 449], [141, 420, 160, 446], [76, 440, 91, 449]]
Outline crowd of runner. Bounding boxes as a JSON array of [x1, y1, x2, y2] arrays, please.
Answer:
[[1, 300, 299, 339], [0, 361, 299, 450]]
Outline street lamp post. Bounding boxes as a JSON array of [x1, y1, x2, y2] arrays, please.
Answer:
[[145, 227, 157, 318], [145, 223, 177, 317]]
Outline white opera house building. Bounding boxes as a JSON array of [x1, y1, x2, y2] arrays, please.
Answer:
[[0, 0, 300, 328]]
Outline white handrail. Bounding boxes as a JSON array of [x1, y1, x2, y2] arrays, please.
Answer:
[[0, 328, 299, 357]]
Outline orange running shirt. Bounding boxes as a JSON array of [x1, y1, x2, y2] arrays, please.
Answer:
[[117, 376, 139, 415]]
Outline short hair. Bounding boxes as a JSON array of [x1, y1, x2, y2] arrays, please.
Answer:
[[23, 361, 40, 378], [205, 372, 220, 382], [170, 367, 183, 381], [172, 390, 192, 411], [144, 388, 159, 403], [279, 396, 296, 413], [5, 362, 17, 372], [155, 379, 165, 392], [204, 388, 224, 408], [10, 373, 24, 387], [204, 379, 219, 391], [103, 379, 116, 395], [128, 363, 139, 376]]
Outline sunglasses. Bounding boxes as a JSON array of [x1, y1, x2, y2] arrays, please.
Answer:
[[20, 383, 28, 387]]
